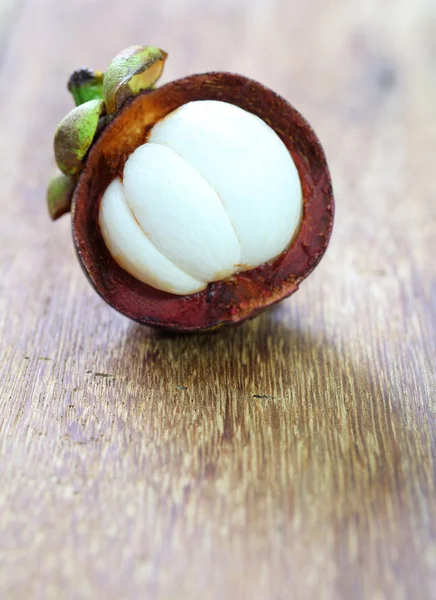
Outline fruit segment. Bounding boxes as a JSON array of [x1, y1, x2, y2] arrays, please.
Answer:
[[123, 143, 242, 282], [149, 100, 302, 267], [99, 178, 207, 295]]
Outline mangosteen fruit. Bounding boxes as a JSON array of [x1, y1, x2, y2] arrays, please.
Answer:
[[48, 46, 334, 332]]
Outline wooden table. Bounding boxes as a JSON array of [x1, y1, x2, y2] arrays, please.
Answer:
[[1, 0, 435, 598]]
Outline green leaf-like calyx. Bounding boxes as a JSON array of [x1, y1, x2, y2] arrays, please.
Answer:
[[48, 46, 168, 218], [47, 173, 76, 220], [54, 99, 105, 176], [102, 46, 168, 114]]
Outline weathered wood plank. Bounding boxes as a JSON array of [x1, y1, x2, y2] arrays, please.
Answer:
[[0, 0, 435, 598]]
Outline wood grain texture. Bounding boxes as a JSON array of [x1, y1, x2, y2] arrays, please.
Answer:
[[0, 0, 435, 598]]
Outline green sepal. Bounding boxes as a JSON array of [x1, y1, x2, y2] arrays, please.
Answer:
[[102, 46, 167, 114], [47, 173, 76, 220], [54, 99, 105, 176]]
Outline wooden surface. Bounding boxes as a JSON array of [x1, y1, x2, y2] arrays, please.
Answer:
[[0, 0, 435, 598]]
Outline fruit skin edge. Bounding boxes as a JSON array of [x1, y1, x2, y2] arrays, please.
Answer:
[[72, 72, 334, 332]]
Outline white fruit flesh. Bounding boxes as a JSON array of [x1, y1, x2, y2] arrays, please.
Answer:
[[99, 179, 207, 294], [99, 100, 302, 295], [123, 143, 241, 282], [149, 101, 302, 267]]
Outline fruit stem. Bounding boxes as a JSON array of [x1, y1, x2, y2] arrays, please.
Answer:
[[68, 68, 104, 106]]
